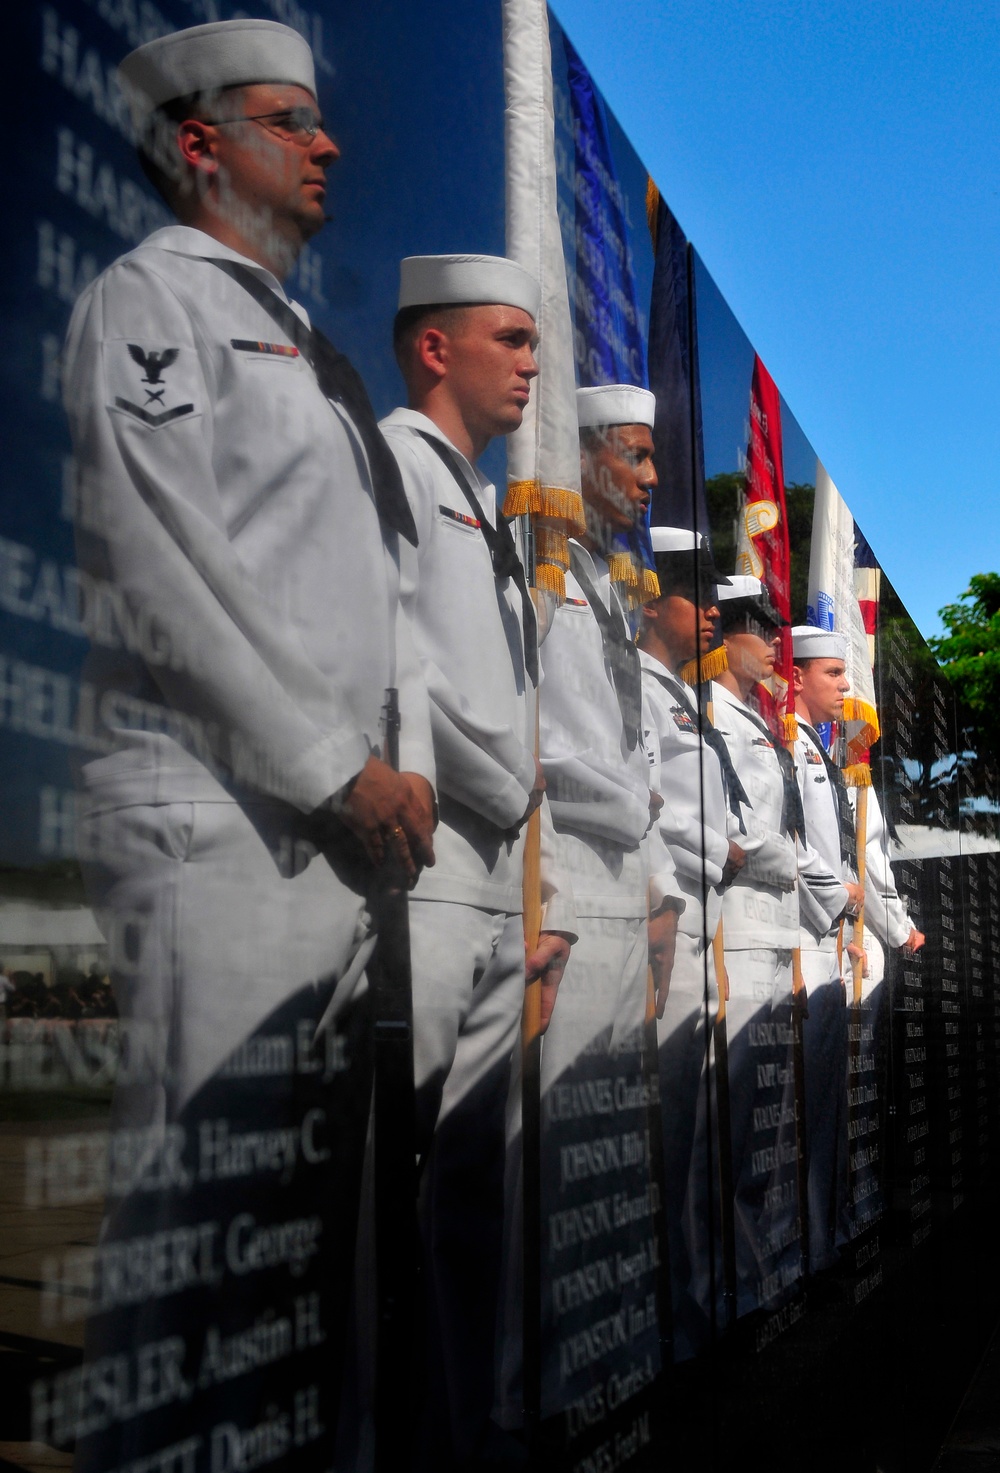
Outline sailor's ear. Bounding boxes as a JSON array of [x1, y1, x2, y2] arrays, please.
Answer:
[[177, 119, 221, 177], [414, 325, 450, 382]]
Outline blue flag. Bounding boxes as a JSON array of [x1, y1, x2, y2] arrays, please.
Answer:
[[565, 35, 647, 389], [647, 188, 708, 535]]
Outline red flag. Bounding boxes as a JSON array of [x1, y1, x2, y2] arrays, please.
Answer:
[[736, 355, 794, 732]]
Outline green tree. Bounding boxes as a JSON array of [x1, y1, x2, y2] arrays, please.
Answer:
[[929, 573, 1000, 769]]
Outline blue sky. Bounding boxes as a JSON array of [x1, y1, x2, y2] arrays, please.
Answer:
[[551, 0, 999, 638]]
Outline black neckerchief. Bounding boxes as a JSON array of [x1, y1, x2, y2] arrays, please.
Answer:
[[207, 257, 417, 547], [645, 667, 750, 832], [415, 431, 537, 686], [720, 689, 805, 843], [570, 545, 641, 751], [798, 721, 856, 865]]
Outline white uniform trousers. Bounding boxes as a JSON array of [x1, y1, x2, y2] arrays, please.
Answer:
[[78, 798, 373, 1473], [723, 950, 801, 1316], [656, 930, 717, 1359], [81, 798, 372, 1127], [409, 899, 526, 1469], [799, 936, 847, 1273]]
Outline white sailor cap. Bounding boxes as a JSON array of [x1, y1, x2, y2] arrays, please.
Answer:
[[119, 20, 317, 131], [791, 625, 847, 661], [398, 255, 541, 319], [649, 526, 729, 588], [577, 384, 656, 431], [718, 574, 764, 602], [717, 574, 784, 629]]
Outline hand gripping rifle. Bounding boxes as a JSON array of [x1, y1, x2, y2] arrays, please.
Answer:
[[370, 687, 420, 1473]]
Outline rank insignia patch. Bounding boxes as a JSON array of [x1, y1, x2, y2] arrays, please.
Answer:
[[105, 339, 201, 430]]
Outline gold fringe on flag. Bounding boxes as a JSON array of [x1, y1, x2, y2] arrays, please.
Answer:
[[534, 523, 571, 569], [535, 561, 567, 597], [503, 478, 542, 518], [842, 762, 873, 788], [532, 520, 572, 601], [504, 482, 582, 604], [538, 485, 586, 535], [608, 551, 640, 588], [783, 711, 800, 743], [642, 567, 661, 599], [680, 645, 729, 686], [842, 695, 880, 752]]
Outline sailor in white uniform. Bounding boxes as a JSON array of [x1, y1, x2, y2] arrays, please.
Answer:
[[790, 626, 865, 1272], [512, 385, 679, 1420], [380, 253, 574, 1469], [711, 577, 801, 1314], [851, 784, 925, 993], [61, 23, 435, 1473], [639, 527, 744, 1355]]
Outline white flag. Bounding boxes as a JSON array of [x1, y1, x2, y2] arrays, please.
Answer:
[[502, 0, 584, 597], [808, 461, 880, 771]]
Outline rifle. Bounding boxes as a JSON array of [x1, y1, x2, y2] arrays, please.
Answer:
[[370, 687, 420, 1473]]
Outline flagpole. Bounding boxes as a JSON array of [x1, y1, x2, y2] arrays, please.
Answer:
[[780, 713, 811, 1278], [851, 788, 869, 1005], [503, 0, 587, 1439]]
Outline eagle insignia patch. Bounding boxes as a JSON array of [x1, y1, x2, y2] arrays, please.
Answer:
[[106, 340, 199, 429]]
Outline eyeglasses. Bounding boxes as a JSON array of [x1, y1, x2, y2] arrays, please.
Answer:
[[202, 107, 328, 146]]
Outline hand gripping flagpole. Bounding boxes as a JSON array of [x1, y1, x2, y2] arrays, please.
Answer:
[[502, 0, 586, 1438]]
